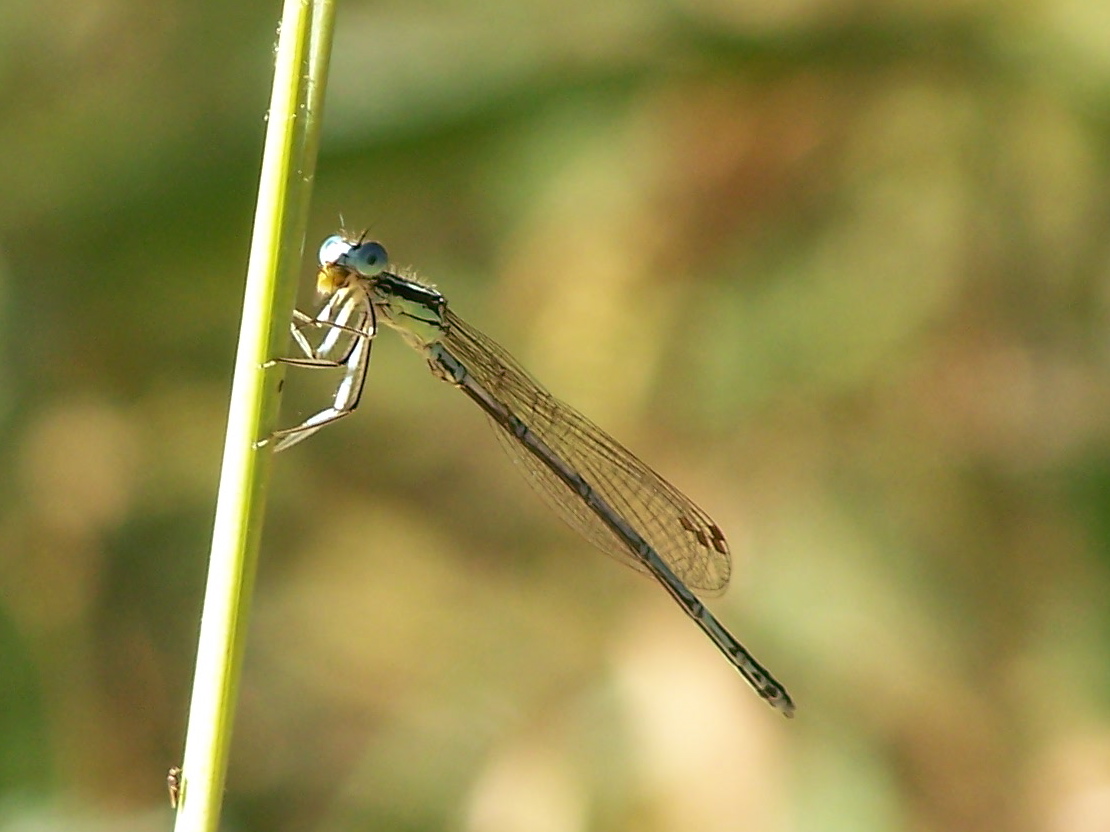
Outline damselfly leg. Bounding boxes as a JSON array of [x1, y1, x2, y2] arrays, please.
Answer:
[[260, 287, 377, 453]]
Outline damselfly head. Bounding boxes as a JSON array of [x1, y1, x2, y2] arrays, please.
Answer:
[[315, 235, 390, 295]]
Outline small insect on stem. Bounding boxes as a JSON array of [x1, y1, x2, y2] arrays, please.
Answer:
[[167, 766, 183, 809]]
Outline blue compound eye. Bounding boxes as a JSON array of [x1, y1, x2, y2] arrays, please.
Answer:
[[346, 241, 389, 276], [318, 235, 353, 266]]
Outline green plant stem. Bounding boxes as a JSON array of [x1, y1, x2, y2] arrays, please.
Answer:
[[173, 2, 336, 830]]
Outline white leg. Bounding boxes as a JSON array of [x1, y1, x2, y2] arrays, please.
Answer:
[[259, 290, 376, 452]]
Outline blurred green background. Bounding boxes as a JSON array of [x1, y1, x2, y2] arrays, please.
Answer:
[[3, 0, 1110, 830]]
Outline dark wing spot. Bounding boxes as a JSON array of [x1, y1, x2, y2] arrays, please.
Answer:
[[679, 515, 713, 550], [709, 524, 728, 555]]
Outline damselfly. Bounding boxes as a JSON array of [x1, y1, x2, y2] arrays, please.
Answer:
[[262, 234, 795, 716]]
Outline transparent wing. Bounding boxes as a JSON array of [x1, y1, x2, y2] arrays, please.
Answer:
[[443, 309, 731, 595]]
